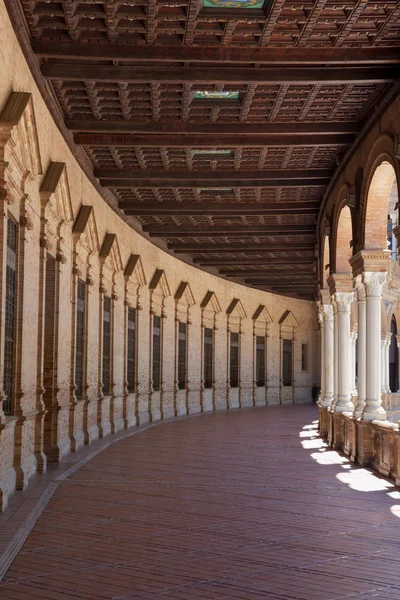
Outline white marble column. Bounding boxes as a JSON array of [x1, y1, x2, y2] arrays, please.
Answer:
[[385, 333, 392, 393], [333, 300, 339, 406], [381, 337, 386, 394], [334, 292, 354, 413], [350, 328, 358, 399], [322, 304, 334, 408], [354, 277, 366, 418], [318, 307, 325, 403], [362, 271, 387, 421], [396, 334, 400, 394]]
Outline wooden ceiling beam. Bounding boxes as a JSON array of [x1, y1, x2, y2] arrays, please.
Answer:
[[32, 41, 400, 65], [169, 243, 315, 252], [76, 133, 354, 147], [100, 168, 332, 180], [245, 276, 315, 284], [144, 225, 315, 237], [222, 269, 315, 277], [113, 178, 328, 189], [194, 257, 316, 265], [122, 202, 319, 215], [42, 64, 399, 84], [71, 121, 358, 135]]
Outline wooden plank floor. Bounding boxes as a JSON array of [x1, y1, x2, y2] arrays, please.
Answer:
[[1, 404, 400, 599]]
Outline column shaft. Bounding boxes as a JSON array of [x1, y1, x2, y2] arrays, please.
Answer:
[[322, 305, 334, 407], [334, 292, 354, 413], [354, 279, 366, 418], [333, 303, 338, 405], [362, 272, 386, 421]]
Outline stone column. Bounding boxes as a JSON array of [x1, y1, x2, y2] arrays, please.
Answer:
[[350, 329, 358, 399], [333, 300, 339, 406], [362, 271, 387, 421], [322, 305, 334, 407], [354, 277, 366, 418], [385, 333, 392, 393], [334, 292, 354, 413], [318, 307, 325, 404], [381, 337, 386, 394], [396, 334, 400, 394]]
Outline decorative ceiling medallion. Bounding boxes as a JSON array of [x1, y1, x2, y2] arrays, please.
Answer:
[[203, 0, 264, 8], [193, 90, 240, 100]]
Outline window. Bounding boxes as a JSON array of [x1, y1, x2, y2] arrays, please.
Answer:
[[75, 279, 86, 400], [102, 296, 111, 396], [282, 339, 293, 386], [204, 328, 213, 389], [177, 322, 187, 390], [301, 343, 308, 372], [3, 217, 18, 414], [127, 307, 136, 393], [230, 332, 239, 388], [43, 254, 56, 403], [256, 335, 266, 387], [153, 315, 161, 392]]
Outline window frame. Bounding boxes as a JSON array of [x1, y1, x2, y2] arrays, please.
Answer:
[[229, 331, 240, 389], [3, 215, 19, 414], [282, 338, 293, 387]]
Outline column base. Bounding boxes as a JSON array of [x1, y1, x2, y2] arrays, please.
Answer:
[[334, 395, 354, 413], [361, 405, 387, 422]]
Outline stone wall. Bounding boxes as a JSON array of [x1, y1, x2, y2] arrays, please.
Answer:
[[0, 0, 316, 511]]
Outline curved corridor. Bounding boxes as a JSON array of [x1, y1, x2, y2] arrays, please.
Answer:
[[1, 405, 400, 600]]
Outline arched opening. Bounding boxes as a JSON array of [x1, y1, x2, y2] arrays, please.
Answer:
[[335, 205, 353, 274], [322, 234, 330, 287], [365, 161, 397, 252], [389, 315, 398, 393], [387, 177, 400, 260]]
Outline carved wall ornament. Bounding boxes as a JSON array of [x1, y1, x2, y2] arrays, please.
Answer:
[[40, 236, 52, 250], [56, 251, 67, 264], [19, 214, 33, 230]]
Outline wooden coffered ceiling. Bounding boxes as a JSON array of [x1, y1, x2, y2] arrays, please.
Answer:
[[8, 0, 400, 300]]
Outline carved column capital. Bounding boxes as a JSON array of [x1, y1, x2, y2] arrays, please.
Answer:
[[334, 291, 353, 314], [362, 271, 386, 297], [354, 274, 366, 302]]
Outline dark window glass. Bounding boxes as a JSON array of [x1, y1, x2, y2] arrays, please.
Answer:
[[282, 339, 293, 386], [230, 332, 239, 388], [127, 307, 136, 393], [178, 322, 187, 390], [204, 328, 213, 389], [4, 217, 18, 414], [75, 279, 86, 399], [153, 315, 161, 391], [256, 335, 266, 387], [102, 296, 111, 395], [301, 343, 308, 371]]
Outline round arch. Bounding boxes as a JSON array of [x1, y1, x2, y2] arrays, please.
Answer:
[[364, 160, 397, 251], [334, 205, 353, 274]]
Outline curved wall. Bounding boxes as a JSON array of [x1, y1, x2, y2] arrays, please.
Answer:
[[0, 0, 316, 511]]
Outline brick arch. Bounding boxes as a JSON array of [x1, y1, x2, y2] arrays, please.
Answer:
[[359, 134, 400, 251], [320, 234, 330, 288], [331, 184, 353, 274], [334, 205, 353, 274]]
